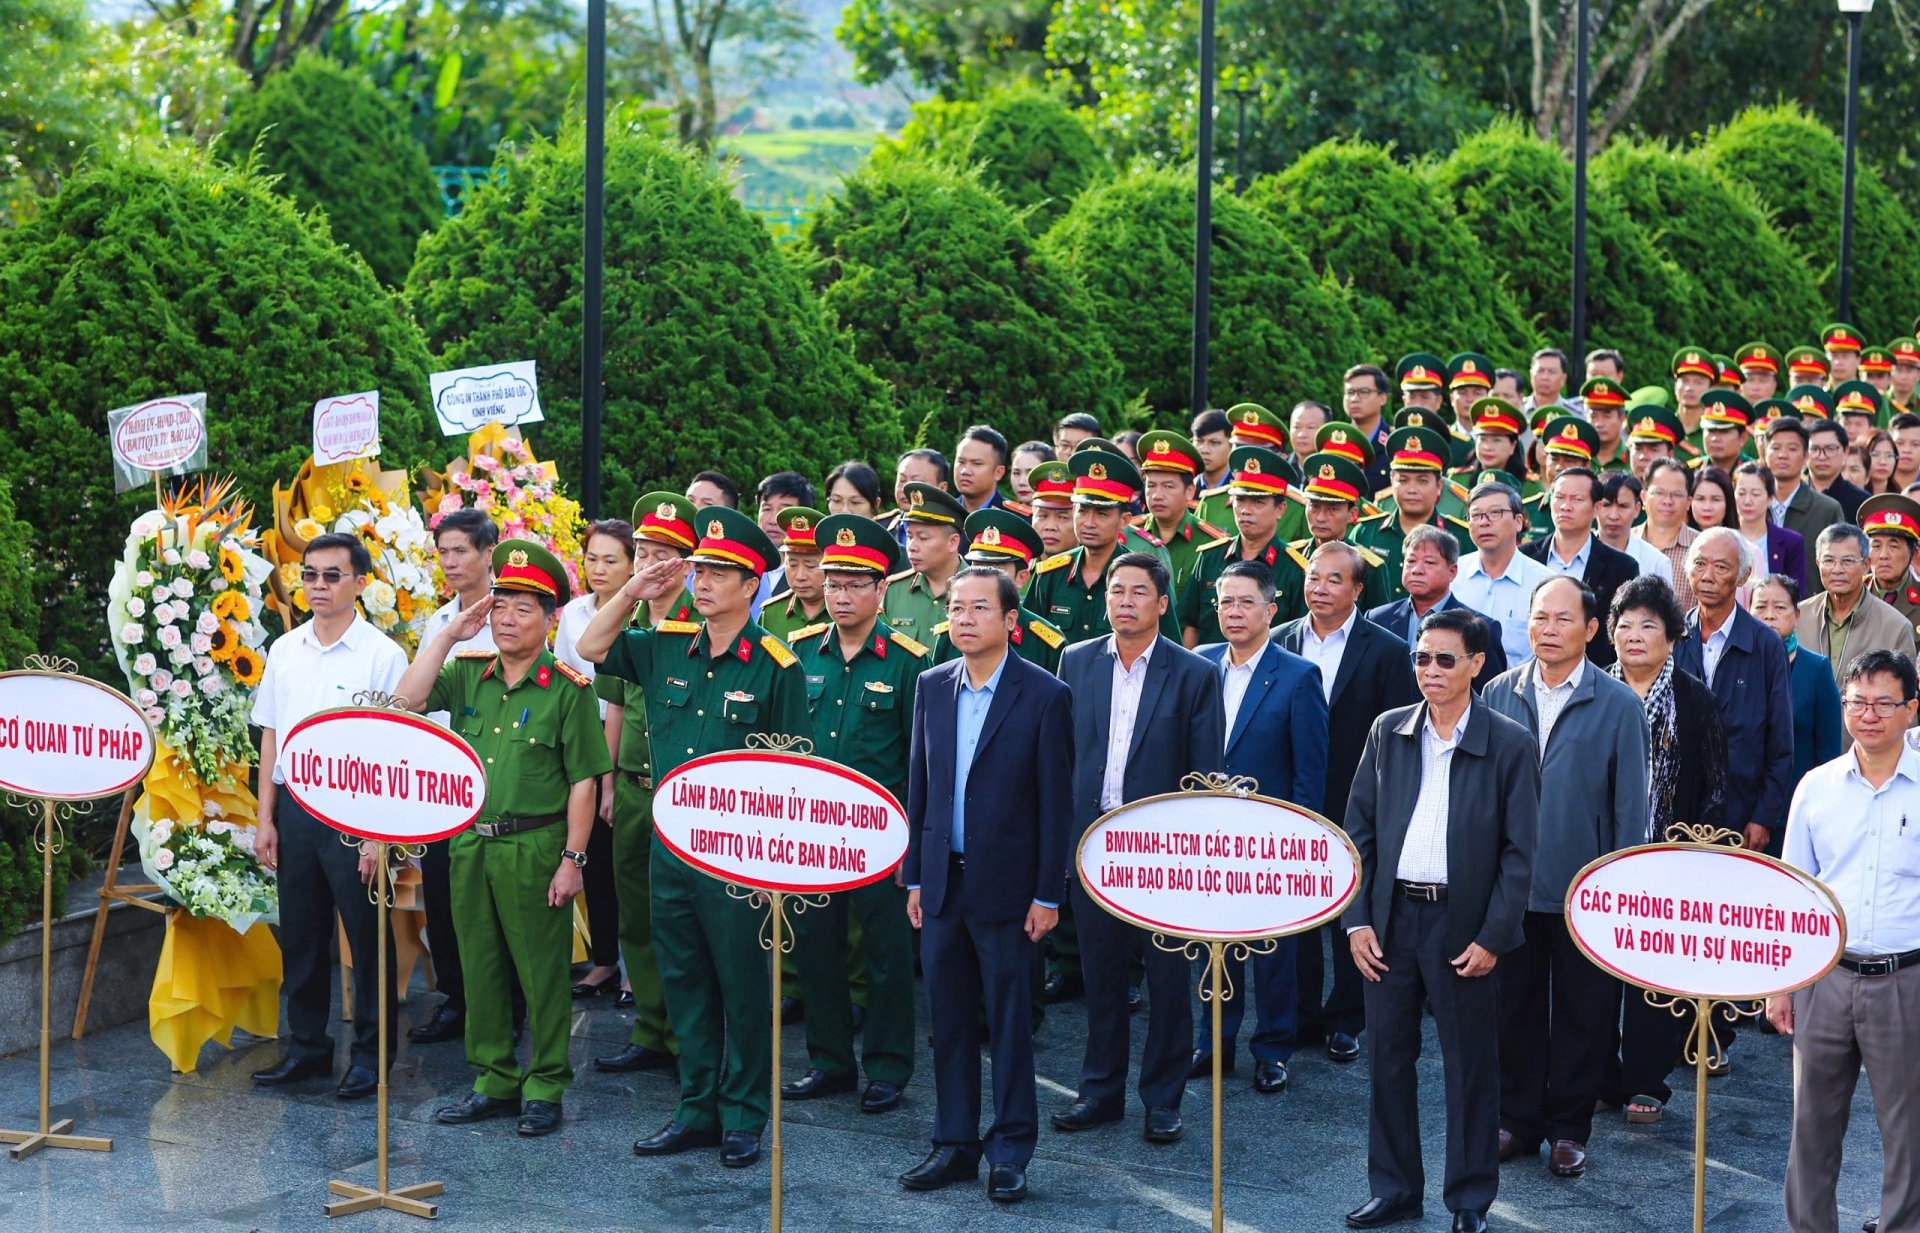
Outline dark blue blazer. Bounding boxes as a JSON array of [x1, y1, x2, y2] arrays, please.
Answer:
[[1760, 523, 1807, 595], [1366, 594, 1508, 691], [1058, 635, 1226, 835], [1673, 605, 1794, 832], [1198, 641, 1328, 814], [905, 651, 1074, 922], [1787, 645, 1843, 797]]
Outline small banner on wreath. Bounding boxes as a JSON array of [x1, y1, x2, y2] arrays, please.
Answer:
[[108, 393, 208, 493]]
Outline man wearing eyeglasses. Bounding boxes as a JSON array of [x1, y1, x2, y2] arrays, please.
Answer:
[[1453, 483, 1555, 668], [1796, 524, 1917, 692]]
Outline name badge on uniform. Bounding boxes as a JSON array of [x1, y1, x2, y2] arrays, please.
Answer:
[[666, 677, 688, 689], [724, 690, 756, 703], [863, 681, 895, 694], [806, 675, 826, 687], [1051, 605, 1071, 616], [459, 706, 478, 717]]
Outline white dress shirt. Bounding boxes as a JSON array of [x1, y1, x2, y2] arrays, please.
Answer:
[[1454, 549, 1554, 666], [1700, 614, 1732, 688], [1101, 636, 1156, 810], [1530, 657, 1583, 754], [422, 594, 498, 725], [1614, 534, 1673, 586], [250, 614, 408, 783], [1784, 745, 1920, 955], [1396, 704, 1467, 883], [553, 593, 609, 718], [1544, 534, 1592, 578], [1300, 606, 1357, 703], [1220, 646, 1260, 739]]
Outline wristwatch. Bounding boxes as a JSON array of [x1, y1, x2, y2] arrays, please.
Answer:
[[562, 849, 589, 869]]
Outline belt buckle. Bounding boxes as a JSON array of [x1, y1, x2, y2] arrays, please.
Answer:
[[476, 820, 505, 838], [1406, 882, 1438, 902], [1857, 956, 1894, 977]]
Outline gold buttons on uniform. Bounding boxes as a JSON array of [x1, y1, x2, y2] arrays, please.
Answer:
[[707, 671, 715, 679], [687, 747, 694, 754], [494, 727, 501, 733], [487, 757, 494, 764], [697, 709, 704, 716], [830, 731, 837, 738]]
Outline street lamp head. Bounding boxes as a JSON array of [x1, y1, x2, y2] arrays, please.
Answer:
[[1838, 0, 1873, 13]]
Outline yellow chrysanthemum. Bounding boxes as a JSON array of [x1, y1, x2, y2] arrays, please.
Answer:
[[311, 505, 335, 523], [292, 588, 310, 613]]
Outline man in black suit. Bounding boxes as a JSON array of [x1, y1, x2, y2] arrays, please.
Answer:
[[1053, 552, 1225, 1146], [1517, 468, 1638, 668], [900, 567, 1074, 1203], [1343, 608, 1538, 1233], [1367, 523, 1507, 692], [1275, 540, 1420, 1062]]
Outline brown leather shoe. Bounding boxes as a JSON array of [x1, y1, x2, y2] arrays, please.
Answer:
[[1548, 1139, 1587, 1177], [1497, 1129, 1536, 1162]]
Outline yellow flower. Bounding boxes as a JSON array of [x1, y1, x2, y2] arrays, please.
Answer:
[[311, 505, 335, 523], [292, 588, 310, 613], [229, 646, 264, 687], [294, 518, 325, 541], [207, 620, 240, 662], [212, 591, 252, 623], [219, 546, 245, 583], [344, 471, 370, 493]]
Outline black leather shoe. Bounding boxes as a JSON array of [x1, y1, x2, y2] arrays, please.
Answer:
[[1865, 1217, 1880, 1232], [1327, 1031, 1361, 1063], [899, 1145, 979, 1191], [1050, 1096, 1123, 1132], [250, 1055, 329, 1086], [594, 1043, 674, 1073], [1127, 984, 1143, 1013], [408, 1005, 465, 1044], [781, 1068, 856, 1100], [987, 1162, 1028, 1202], [1143, 1106, 1182, 1143], [1452, 1212, 1489, 1233], [615, 988, 635, 1009], [780, 995, 805, 1025], [336, 1066, 378, 1100], [1254, 1059, 1288, 1093], [633, 1121, 720, 1156], [1346, 1196, 1423, 1228], [1189, 1049, 1238, 1079], [720, 1130, 761, 1167], [435, 1092, 520, 1124], [517, 1100, 562, 1136], [1042, 972, 1082, 1003], [572, 972, 620, 999], [860, 1080, 902, 1113]]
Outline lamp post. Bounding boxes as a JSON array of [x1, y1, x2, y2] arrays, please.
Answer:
[[1227, 84, 1257, 194], [580, 0, 607, 519], [1837, 0, 1873, 325], [1570, 0, 1590, 385], [1191, 0, 1216, 418]]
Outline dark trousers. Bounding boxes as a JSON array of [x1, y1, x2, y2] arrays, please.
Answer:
[[1070, 877, 1191, 1110], [275, 794, 395, 1070], [1365, 895, 1501, 1216], [422, 836, 526, 1020], [1497, 911, 1619, 1147], [580, 797, 620, 968], [1297, 919, 1367, 1040], [1195, 935, 1298, 1063], [923, 865, 1038, 1166]]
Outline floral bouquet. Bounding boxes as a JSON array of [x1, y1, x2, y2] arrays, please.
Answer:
[[139, 808, 276, 934], [417, 422, 585, 598]]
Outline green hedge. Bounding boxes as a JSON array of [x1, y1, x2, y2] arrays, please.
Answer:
[[1698, 105, 1920, 344], [407, 122, 900, 515], [1432, 122, 1697, 380], [222, 53, 442, 287], [1248, 139, 1538, 367], [802, 157, 1123, 450], [894, 87, 1107, 234], [0, 479, 36, 672], [1592, 139, 1825, 352], [1040, 165, 1366, 416], [0, 150, 438, 684]]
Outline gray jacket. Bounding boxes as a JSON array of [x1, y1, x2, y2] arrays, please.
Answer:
[[1481, 659, 1652, 913]]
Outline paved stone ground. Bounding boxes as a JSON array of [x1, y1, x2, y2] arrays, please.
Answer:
[[0, 960, 1892, 1232]]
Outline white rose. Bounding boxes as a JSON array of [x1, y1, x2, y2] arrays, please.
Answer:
[[133, 653, 157, 676], [135, 688, 157, 707], [186, 550, 211, 570], [169, 679, 192, 699], [154, 601, 177, 624], [211, 577, 229, 592], [172, 578, 194, 598], [150, 669, 173, 689], [151, 587, 171, 606], [192, 653, 214, 674], [190, 634, 212, 656], [196, 610, 219, 635], [144, 706, 165, 725], [154, 848, 175, 870], [198, 675, 224, 696], [162, 549, 181, 566], [135, 570, 154, 588], [125, 597, 146, 618], [156, 625, 182, 649], [206, 820, 233, 836], [149, 821, 172, 844], [119, 623, 144, 645]]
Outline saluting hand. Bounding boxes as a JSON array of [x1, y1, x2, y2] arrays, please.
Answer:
[[451, 594, 495, 641], [622, 558, 686, 604]]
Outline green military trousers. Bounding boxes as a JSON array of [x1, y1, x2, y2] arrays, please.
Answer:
[[610, 774, 677, 1055], [651, 837, 771, 1133], [448, 824, 575, 1104], [789, 880, 914, 1087]]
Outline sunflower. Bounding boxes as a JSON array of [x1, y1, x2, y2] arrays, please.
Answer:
[[211, 590, 251, 623], [344, 471, 370, 493], [229, 646, 263, 687], [207, 620, 240, 662], [219, 546, 245, 583]]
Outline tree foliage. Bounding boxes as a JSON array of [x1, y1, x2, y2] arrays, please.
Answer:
[[1431, 121, 1697, 377], [0, 150, 438, 683], [1592, 138, 1825, 350], [0, 480, 39, 673], [802, 156, 1122, 451], [222, 52, 442, 286], [1697, 105, 1920, 343], [1249, 139, 1537, 367], [837, 0, 1054, 99], [1039, 165, 1366, 414], [406, 119, 900, 520], [892, 86, 1107, 232]]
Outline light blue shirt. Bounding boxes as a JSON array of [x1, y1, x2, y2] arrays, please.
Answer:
[[951, 650, 1009, 857], [1454, 548, 1555, 666], [1544, 534, 1592, 578]]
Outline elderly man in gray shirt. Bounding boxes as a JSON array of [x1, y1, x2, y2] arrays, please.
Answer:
[[1481, 575, 1650, 1181]]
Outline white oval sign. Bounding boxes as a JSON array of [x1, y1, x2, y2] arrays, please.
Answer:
[[312, 390, 381, 465], [1077, 791, 1360, 940], [1565, 844, 1846, 1000], [0, 672, 155, 801], [653, 751, 907, 894], [278, 707, 486, 843], [112, 397, 205, 471]]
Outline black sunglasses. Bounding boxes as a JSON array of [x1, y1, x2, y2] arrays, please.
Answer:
[[1411, 651, 1466, 669]]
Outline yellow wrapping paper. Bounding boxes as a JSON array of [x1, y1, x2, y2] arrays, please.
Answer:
[[149, 913, 282, 1073]]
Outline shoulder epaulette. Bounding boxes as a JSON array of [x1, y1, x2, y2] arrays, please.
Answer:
[[1198, 535, 1233, 552], [885, 567, 916, 584], [765, 588, 794, 606], [1373, 485, 1395, 501], [1196, 519, 1226, 538], [1444, 514, 1472, 530], [890, 630, 930, 657], [760, 634, 798, 668], [1003, 499, 1032, 517], [1359, 509, 1394, 525], [1285, 487, 1309, 506], [931, 620, 951, 636], [1289, 537, 1311, 551], [1447, 479, 1471, 501], [1685, 455, 1708, 469], [1137, 528, 1165, 547], [1525, 489, 1546, 504], [1360, 501, 1382, 518], [554, 661, 592, 687], [659, 619, 702, 635], [454, 649, 495, 660], [1034, 551, 1074, 574], [1355, 544, 1385, 568], [1680, 440, 1703, 457], [1129, 512, 1149, 527], [790, 622, 830, 642], [1285, 545, 1312, 571], [1028, 618, 1065, 649]]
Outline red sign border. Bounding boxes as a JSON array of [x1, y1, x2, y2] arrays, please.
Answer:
[[653, 750, 907, 894], [279, 706, 486, 843], [1562, 841, 1849, 1000], [0, 671, 156, 801], [1075, 788, 1362, 942], [312, 392, 381, 465], [113, 397, 205, 472]]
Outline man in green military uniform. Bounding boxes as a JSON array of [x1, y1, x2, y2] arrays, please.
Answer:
[[1026, 460, 1077, 559], [781, 514, 928, 1115], [1440, 354, 1490, 469], [1862, 345, 1896, 407], [591, 494, 699, 1077], [1890, 338, 1920, 416], [882, 483, 967, 643], [1672, 346, 1717, 458], [1372, 408, 1473, 518], [931, 508, 1066, 672], [1824, 321, 1865, 386], [1353, 424, 1476, 605], [1178, 445, 1308, 646], [578, 505, 811, 1168], [758, 507, 828, 642], [1196, 403, 1295, 529], [1694, 390, 1754, 475], [1625, 405, 1686, 479], [1861, 494, 1920, 637], [396, 540, 613, 1138], [1583, 377, 1631, 473], [1713, 353, 1741, 392], [1736, 342, 1781, 405], [1527, 417, 1602, 537], [1396, 351, 1447, 414], [1134, 429, 1225, 594], [1026, 448, 1184, 646], [1834, 381, 1885, 440], [1787, 382, 1839, 424], [1785, 346, 1829, 393], [1295, 449, 1389, 609]]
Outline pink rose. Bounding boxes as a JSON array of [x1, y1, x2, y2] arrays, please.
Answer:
[[437, 494, 462, 515]]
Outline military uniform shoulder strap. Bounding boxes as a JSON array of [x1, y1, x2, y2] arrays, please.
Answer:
[[658, 619, 702, 635], [885, 567, 916, 585], [1003, 499, 1033, 517], [765, 588, 794, 606], [1027, 614, 1065, 649], [1285, 487, 1309, 506], [1353, 542, 1385, 567], [1285, 544, 1311, 571], [1196, 519, 1227, 538], [1447, 478, 1471, 501], [553, 661, 592, 687], [1033, 551, 1075, 574], [1685, 455, 1708, 469], [1197, 535, 1234, 552], [760, 633, 798, 668], [454, 649, 495, 660], [1134, 527, 1165, 547], [889, 629, 930, 658], [930, 620, 951, 636], [790, 621, 831, 642]]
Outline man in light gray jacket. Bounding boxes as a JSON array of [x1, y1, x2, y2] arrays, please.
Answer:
[[1481, 575, 1650, 1182]]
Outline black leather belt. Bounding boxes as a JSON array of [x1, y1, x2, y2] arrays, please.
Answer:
[[1395, 880, 1448, 902], [474, 812, 564, 839], [1839, 948, 1920, 977], [626, 770, 654, 793]]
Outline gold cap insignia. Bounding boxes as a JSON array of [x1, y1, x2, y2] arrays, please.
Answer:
[[1150, 438, 1171, 455], [1245, 459, 1262, 474], [1687, 352, 1701, 363], [1560, 425, 1579, 440], [1408, 413, 1424, 427], [981, 526, 1003, 545], [789, 516, 810, 532], [836, 527, 856, 546], [508, 549, 529, 567], [1331, 429, 1348, 444], [1319, 464, 1335, 479], [1637, 417, 1654, 432], [706, 520, 724, 538], [911, 490, 925, 507], [1089, 463, 1107, 480], [656, 502, 678, 521], [1241, 409, 1261, 425]]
